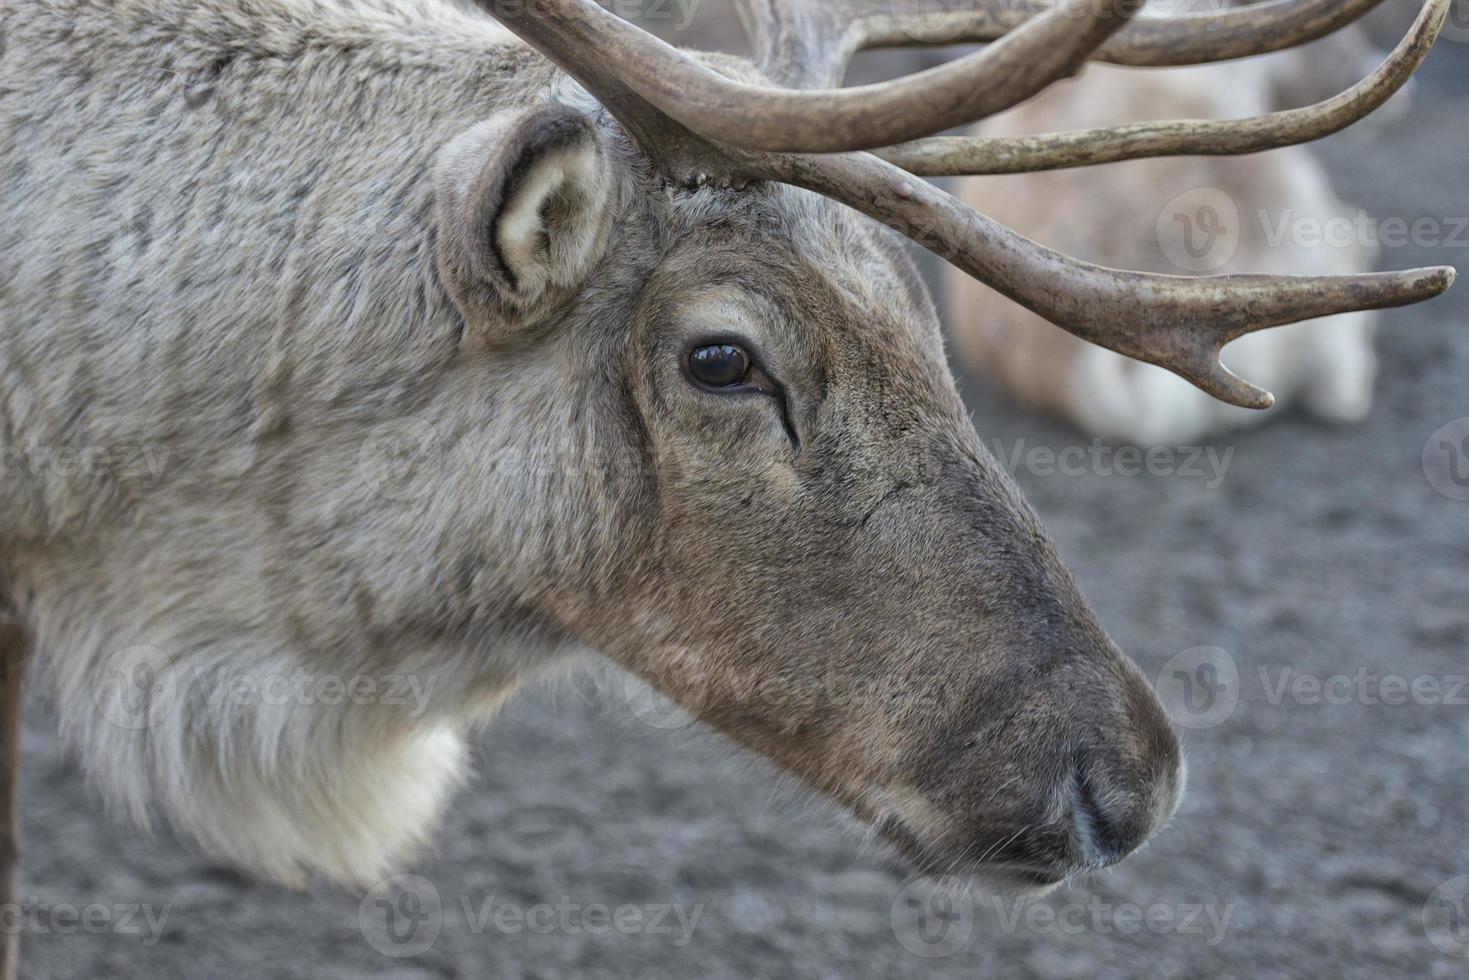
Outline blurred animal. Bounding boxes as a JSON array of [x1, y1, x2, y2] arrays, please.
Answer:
[[947, 11, 1407, 446]]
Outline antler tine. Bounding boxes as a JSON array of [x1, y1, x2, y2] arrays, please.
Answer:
[[853, 0, 1395, 67], [485, 0, 1140, 155], [879, 0, 1448, 176], [766, 150, 1454, 408]]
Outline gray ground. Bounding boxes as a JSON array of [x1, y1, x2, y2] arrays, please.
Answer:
[[11, 14, 1469, 980]]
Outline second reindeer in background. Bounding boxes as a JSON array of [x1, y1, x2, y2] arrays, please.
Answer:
[[947, 18, 1410, 446]]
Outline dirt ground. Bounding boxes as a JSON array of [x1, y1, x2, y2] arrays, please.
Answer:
[[10, 13, 1469, 980]]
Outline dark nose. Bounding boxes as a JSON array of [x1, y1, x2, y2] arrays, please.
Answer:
[[1066, 745, 1183, 869]]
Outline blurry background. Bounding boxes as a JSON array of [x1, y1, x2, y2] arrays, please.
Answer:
[[13, 2, 1469, 977]]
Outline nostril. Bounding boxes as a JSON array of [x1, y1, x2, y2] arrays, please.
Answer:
[[1066, 758, 1139, 869]]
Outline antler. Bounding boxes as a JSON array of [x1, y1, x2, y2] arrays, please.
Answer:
[[480, 0, 1456, 409], [742, 0, 1403, 81], [878, 0, 1444, 176], [846, 0, 1399, 65], [489, 0, 1143, 154]]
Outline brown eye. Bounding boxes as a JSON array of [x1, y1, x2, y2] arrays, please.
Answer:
[[688, 344, 751, 388]]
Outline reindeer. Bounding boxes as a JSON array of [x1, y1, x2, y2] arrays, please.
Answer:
[[944, 2, 1421, 445], [0, 0, 1454, 972]]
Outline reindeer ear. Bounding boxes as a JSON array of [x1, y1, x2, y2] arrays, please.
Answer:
[[436, 104, 615, 318]]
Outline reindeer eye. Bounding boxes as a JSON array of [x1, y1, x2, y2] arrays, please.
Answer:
[[687, 344, 751, 388]]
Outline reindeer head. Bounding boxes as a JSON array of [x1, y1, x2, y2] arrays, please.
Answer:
[[422, 0, 1451, 890]]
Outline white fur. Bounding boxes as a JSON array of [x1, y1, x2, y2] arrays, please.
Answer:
[[25, 523, 572, 884], [497, 142, 611, 300]]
